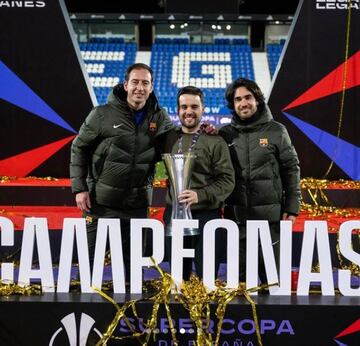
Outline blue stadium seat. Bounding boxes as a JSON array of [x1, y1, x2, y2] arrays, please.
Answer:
[[150, 41, 255, 113], [80, 41, 137, 104], [266, 43, 284, 77]]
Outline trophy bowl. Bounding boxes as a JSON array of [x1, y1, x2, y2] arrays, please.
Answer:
[[162, 153, 199, 236]]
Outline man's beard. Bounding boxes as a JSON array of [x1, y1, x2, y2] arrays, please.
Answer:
[[181, 115, 200, 129]]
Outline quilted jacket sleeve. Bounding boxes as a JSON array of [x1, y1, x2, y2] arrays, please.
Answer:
[[69, 108, 102, 194]]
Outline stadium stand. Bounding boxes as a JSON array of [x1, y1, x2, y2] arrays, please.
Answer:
[[79, 36, 256, 115], [266, 42, 285, 77], [80, 39, 137, 104], [150, 41, 255, 116]]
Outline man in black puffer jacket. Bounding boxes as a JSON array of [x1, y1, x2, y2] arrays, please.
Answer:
[[219, 78, 301, 284], [70, 63, 174, 282]]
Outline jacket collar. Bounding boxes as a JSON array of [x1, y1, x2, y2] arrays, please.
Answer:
[[107, 84, 161, 115], [230, 104, 273, 130]]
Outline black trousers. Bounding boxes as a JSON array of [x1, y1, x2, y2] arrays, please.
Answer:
[[84, 204, 148, 283], [164, 207, 222, 280]]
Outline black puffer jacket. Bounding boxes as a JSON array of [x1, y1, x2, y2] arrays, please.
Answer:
[[70, 84, 173, 210], [219, 105, 301, 223]]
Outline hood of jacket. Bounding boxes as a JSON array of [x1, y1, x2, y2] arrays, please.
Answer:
[[107, 84, 162, 120]]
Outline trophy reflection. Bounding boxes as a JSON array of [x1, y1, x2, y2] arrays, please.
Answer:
[[162, 153, 199, 236]]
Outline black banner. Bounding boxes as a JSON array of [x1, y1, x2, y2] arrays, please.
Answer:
[[0, 0, 95, 177], [0, 295, 359, 345], [268, 0, 360, 180]]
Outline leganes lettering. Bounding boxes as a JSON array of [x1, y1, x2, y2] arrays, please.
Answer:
[[0, 1, 46, 8]]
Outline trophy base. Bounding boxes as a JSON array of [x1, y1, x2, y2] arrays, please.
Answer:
[[164, 202, 199, 236], [165, 223, 199, 237]]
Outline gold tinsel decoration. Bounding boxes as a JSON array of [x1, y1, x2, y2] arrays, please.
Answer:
[[25, 176, 58, 181], [0, 280, 42, 296], [94, 288, 139, 346], [94, 259, 178, 345], [0, 176, 19, 183], [301, 178, 360, 190], [0, 175, 59, 183], [177, 275, 213, 345], [92, 258, 268, 346], [300, 178, 360, 277]]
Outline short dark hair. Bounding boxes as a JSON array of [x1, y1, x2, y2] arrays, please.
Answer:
[[225, 78, 265, 110], [177, 86, 204, 107], [125, 63, 154, 82]]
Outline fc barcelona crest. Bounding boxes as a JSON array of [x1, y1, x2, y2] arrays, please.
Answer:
[[149, 122, 157, 132], [259, 138, 269, 147]]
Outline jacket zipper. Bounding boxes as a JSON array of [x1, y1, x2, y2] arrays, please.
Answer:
[[245, 132, 251, 209], [130, 124, 138, 186]]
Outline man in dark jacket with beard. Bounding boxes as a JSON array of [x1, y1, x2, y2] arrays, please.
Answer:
[[70, 63, 174, 283], [219, 78, 301, 285]]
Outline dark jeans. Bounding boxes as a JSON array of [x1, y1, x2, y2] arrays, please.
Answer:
[[85, 204, 148, 283], [164, 207, 222, 280]]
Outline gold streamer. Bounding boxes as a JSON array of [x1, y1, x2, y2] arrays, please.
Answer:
[[301, 202, 360, 218], [94, 287, 139, 345], [324, 2, 352, 178], [145, 258, 178, 345], [301, 178, 360, 190], [25, 176, 58, 181], [0, 175, 59, 183], [101, 259, 179, 345], [301, 178, 360, 211], [300, 178, 360, 227], [178, 275, 213, 345], [212, 282, 278, 346], [0, 261, 278, 346], [91, 259, 274, 346], [0, 280, 42, 296], [300, 178, 360, 277]]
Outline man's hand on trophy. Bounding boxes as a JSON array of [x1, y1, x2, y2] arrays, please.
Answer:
[[178, 189, 198, 208]]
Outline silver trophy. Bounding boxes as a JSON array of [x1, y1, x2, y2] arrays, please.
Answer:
[[162, 153, 199, 236]]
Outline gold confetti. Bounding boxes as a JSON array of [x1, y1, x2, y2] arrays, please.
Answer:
[[0, 280, 42, 296], [25, 176, 58, 181]]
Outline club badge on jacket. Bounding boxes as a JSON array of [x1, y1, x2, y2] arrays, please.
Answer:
[[149, 122, 157, 132], [259, 138, 269, 147]]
